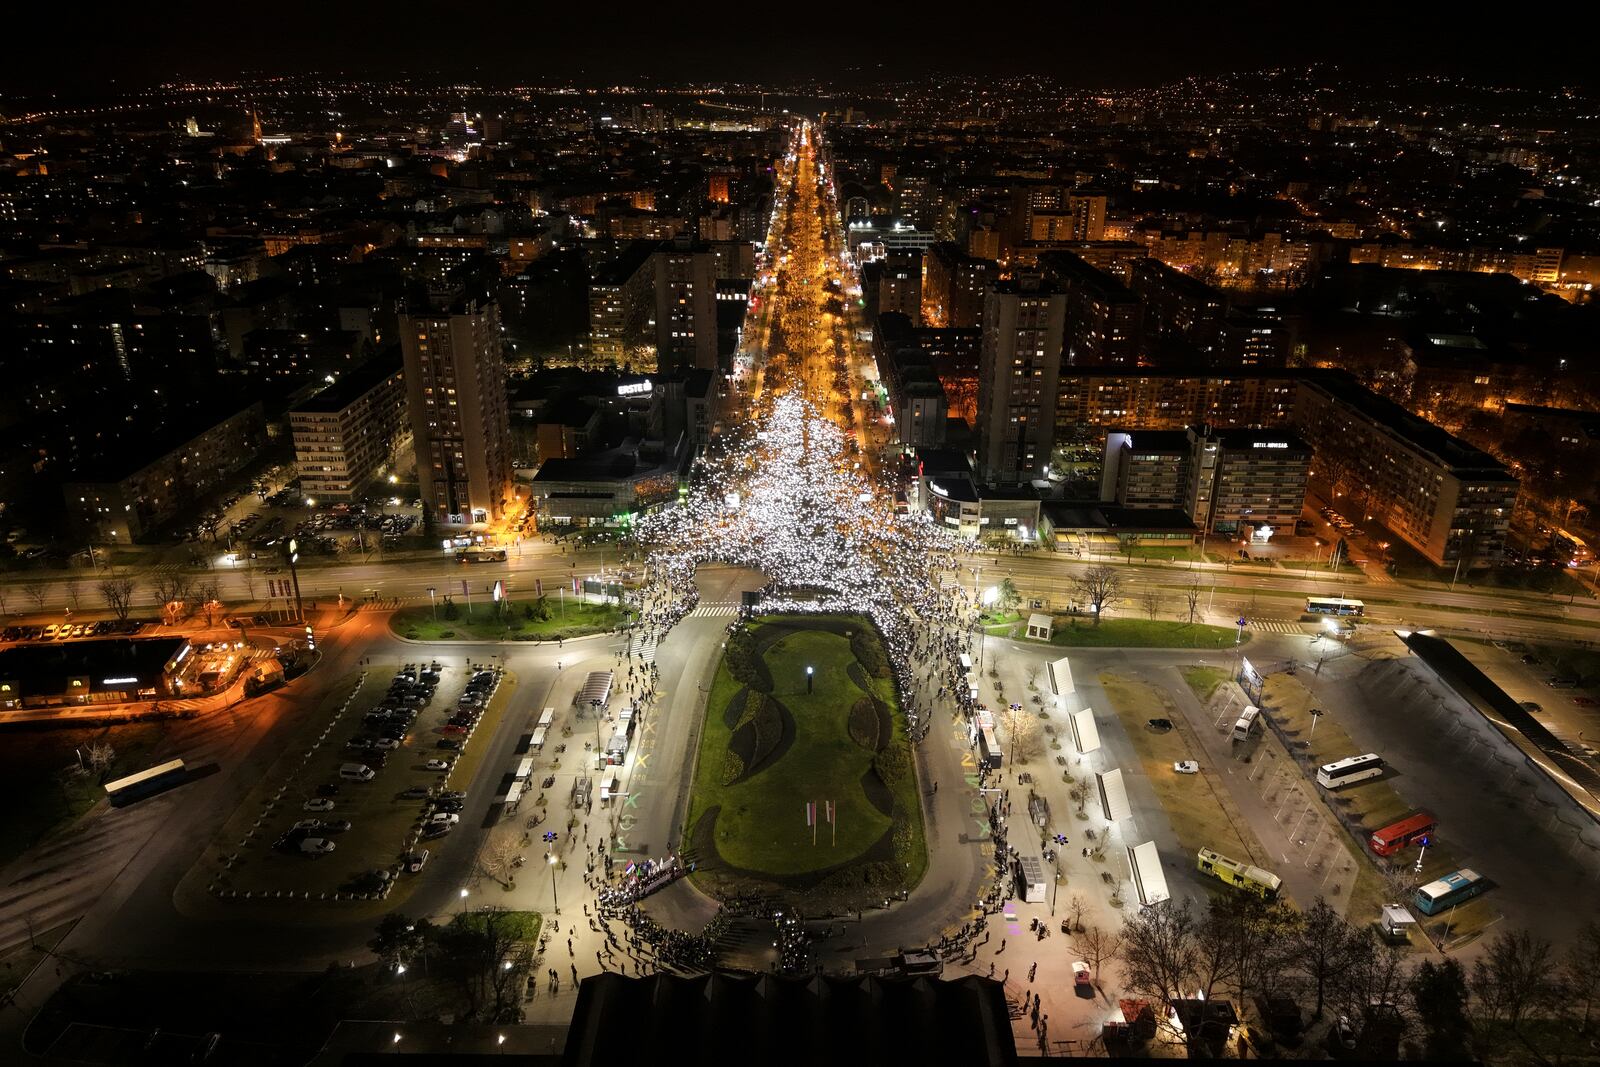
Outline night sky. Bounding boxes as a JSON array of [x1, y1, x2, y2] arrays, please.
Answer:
[[6, 2, 1597, 93]]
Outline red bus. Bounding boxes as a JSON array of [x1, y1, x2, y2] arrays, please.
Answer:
[[1369, 811, 1436, 856]]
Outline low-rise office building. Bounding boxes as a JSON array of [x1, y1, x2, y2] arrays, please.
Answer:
[[0, 637, 189, 710], [529, 435, 692, 528]]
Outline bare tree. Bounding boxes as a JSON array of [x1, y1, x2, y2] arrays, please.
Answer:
[[197, 578, 221, 625], [0, 587, 9, 616], [479, 835, 521, 889], [1209, 893, 1299, 1015], [65, 581, 81, 612], [23, 584, 47, 613], [1561, 920, 1600, 1043], [98, 576, 137, 621], [240, 566, 257, 601], [998, 702, 1043, 765], [1470, 928, 1561, 1064], [1067, 892, 1088, 934], [86, 740, 116, 774], [1073, 565, 1122, 626], [1073, 922, 1125, 985], [1122, 900, 1237, 1057], [1183, 582, 1202, 625], [1139, 586, 1162, 621], [151, 572, 196, 619], [1296, 896, 1354, 1019]]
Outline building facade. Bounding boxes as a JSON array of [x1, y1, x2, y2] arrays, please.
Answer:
[[288, 355, 407, 501], [975, 280, 1065, 484], [400, 295, 515, 526]]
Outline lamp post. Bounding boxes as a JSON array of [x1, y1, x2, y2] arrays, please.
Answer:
[[547, 852, 560, 915], [806, 665, 814, 694], [428, 587, 437, 622], [458, 887, 469, 915]]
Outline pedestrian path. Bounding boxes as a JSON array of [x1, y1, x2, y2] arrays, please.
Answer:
[[687, 602, 741, 618], [629, 630, 658, 663], [1246, 618, 1307, 635]]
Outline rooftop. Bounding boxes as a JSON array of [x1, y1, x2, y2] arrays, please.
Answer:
[[289, 352, 403, 415]]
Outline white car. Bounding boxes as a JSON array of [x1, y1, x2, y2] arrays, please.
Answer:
[[304, 797, 335, 812], [427, 812, 460, 827], [370, 738, 401, 751], [299, 837, 336, 855], [291, 819, 322, 832], [424, 758, 452, 771], [1173, 761, 1199, 775], [404, 849, 431, 873]]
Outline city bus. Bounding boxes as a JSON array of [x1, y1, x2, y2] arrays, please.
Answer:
[[1196, 847, 1282, 899], [458, 548, 507, 564], [1306, 597, 1365, 617], [1414, 868, 1487, 915], [1554, 528, 1594, 567], [1317, 753, 1385, 789], [104, 758, 188, 806], [1369, 811, 1437, 857], [1231, 706, 1261, 743]]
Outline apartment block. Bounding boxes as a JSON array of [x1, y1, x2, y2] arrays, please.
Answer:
[[288, 354, 407, 501]]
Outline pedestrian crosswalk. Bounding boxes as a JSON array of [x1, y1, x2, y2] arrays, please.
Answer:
[[630, 631, 658, 663], [688, 602, 742, 618], [1245, 618, 1307, 635]]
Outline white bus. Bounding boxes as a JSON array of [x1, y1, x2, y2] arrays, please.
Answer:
[[1231, 706, 1261, 742], [1306, 596, 1365, 617], [1317, 753, 1384, 789]]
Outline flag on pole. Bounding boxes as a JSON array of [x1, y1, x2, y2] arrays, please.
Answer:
[[535, 577, 544, 597], [825, 801, 834, 825], [805, 802, 815, 826], [460, 580, 469, 596]]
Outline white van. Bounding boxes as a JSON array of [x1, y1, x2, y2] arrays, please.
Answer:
[[600, 771, 620, 803], [339, 763, 375, 781]]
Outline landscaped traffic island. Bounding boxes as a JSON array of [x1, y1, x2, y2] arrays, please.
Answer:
[[685, 614, 927, 906], [390, 598, 630, 642]]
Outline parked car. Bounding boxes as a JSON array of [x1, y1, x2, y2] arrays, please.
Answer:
[[403, 850, 430, 873], [321, 819, 353, 833], [291, 819, 323, 833], [400, 787, 431, 800], [436, 738, 463, 750], [299, 837, 336, 856], [1173, 761, 1199, 774], [441, 724, 469, 736], [370, 737, 401, 751], [1072, 961, 1092, 989], [427, 812, 460, 827], [1147, 718, 1173, 732], [303, 798, 335, 812], [424, 758, 453, 771], [421, 824, 453, 840]]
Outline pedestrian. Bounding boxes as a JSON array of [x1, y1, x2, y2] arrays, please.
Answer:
[[1029, 962, 1037, 982], [999, 938, 1005, 953], [568, 937, 574, 956]]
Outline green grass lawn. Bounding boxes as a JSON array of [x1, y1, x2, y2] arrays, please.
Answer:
[[1047, 617, 1246, 649], [687, 615, 926, 889], [1179, 665, 1231, 704], [391, 598, 630, 642]]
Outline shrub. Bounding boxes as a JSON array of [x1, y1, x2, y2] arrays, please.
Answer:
[[873, 741, 910, 785], [439, 630, 456, 639], [442, 597, 460, 621], [847, 696, 880, 750], [851, 629, 890, 678], [721, 750, 745, 785], [724, 628, 773, 693], [891, 805, 915, 865]]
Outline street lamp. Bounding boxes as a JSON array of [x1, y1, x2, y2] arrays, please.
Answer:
[[458, 887, 469, 914], [806, 665, 814, 693], [547, 852, 560, 914]]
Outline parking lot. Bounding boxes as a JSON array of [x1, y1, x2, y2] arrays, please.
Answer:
[[199, 660, 510, 905]]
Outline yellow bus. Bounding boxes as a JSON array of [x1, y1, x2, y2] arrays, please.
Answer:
[[1197, 847, 1282, 899]]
